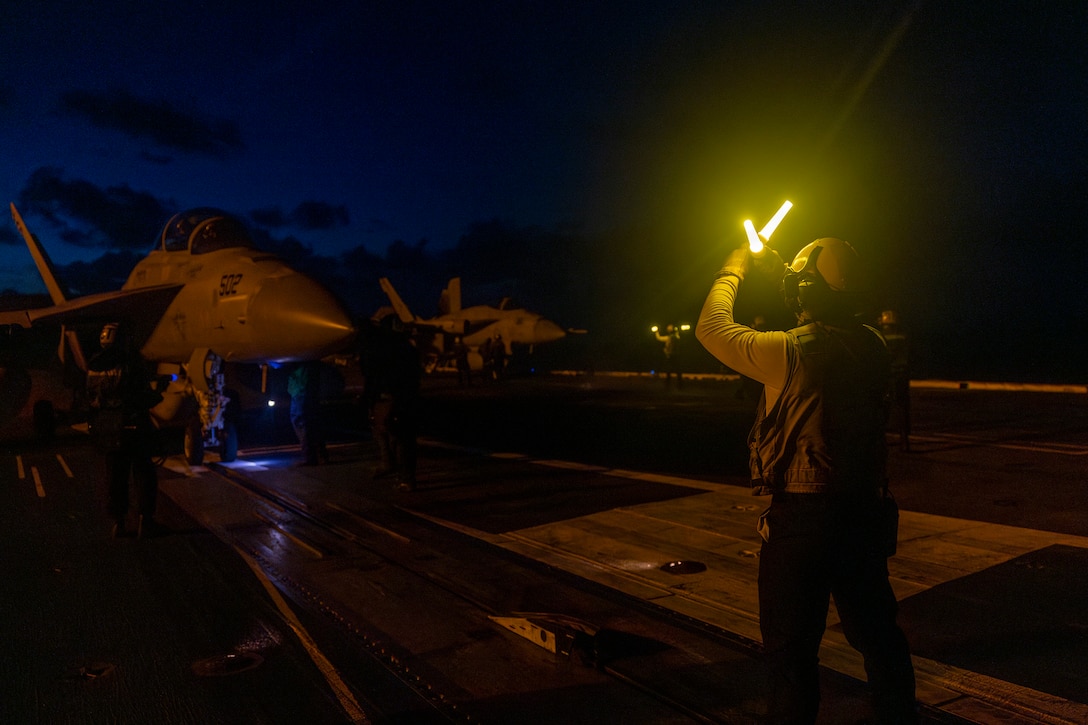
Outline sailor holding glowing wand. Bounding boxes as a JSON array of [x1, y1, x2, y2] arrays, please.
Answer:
[[695, 200, 918, 723]]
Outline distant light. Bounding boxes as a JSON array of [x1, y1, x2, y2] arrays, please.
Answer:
[[267, 399, 276, 408], [744, 220, 763, 254], [651, 325, 659, 333], [679, 324, 691, 331], [759, 200, 793, 241]]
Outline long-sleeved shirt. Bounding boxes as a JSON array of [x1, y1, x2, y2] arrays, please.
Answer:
[[696, 275, 791, 410], [697, 274, 890, 494]]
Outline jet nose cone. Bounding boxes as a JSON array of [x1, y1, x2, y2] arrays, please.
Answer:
[[535, 319, 566, 343], [250, 274, 355, 361]]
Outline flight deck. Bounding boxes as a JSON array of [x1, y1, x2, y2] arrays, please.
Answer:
[[3, 374, 1087, 723]]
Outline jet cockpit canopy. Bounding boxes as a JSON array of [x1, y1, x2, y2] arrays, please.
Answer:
[[159, 208, 256, 254]]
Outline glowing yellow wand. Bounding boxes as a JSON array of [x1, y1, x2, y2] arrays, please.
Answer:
[[745, 200, 793, 256]]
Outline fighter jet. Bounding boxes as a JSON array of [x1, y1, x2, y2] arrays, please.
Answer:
[[378, 276, 568, 371], [1, 204, 356, 462]]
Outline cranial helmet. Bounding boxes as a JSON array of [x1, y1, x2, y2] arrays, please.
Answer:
[[782, 238, 864, 319]]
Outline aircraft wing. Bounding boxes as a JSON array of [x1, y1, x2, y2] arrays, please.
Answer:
[[0, 309, 32, 328], [0, 284, 184, 339]]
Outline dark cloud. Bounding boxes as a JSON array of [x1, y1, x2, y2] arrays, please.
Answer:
[[54, 251, 144, 296], [59, 89, 244, 159], [18, 167, 173, 250], [291, 201, 350, 231], [385, 238, 429, 271], [363, 218, 391, 234], [341, 244, 382, 271], [248, 206, 289, 229], [248, 202, 350, 231], [250, 229, 312, 260], [138, 150, 174, 166]]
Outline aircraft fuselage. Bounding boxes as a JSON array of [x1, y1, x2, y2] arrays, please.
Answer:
[[458, 307, 566, 350], [126, 247, 354, 365]]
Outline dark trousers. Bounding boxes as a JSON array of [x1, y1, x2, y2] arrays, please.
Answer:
[[659, 356, 683, 388], [758, 493, 917, 724], [291, 397, 327, 465], [103, 445, 158, 522], [370, 397, 418, 481]]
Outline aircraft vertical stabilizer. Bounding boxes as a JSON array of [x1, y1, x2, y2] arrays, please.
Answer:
[[378, 277, 417, 323], [437, 278, 462, 316], [447, 277, 461, 314], [11, 204, 68, 305], [10, 203, 87, 370]]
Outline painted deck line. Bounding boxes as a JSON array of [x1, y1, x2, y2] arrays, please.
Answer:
[[548, 370, 1088, 394]]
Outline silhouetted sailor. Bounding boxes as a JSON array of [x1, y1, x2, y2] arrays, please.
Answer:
[[654, 323, 683, 388], [289, 361, 328, 465], [86, 322, 163, 538], [360, 318, 422, 491], [452, 335, 471, 386], [697, 238, 917, 724]]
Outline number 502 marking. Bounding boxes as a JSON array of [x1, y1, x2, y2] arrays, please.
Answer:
[[219, 273, 243, 296]]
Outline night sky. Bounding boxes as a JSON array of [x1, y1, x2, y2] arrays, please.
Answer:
[[1, 2, 1085, 382]]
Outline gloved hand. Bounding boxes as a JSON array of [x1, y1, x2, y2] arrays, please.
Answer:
[[716, 247, 750, 282], [751, 246, 788, 284]]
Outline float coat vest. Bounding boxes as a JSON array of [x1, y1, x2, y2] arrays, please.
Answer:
[[749, 321, 890, 495]]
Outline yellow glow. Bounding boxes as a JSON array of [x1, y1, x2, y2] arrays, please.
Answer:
[[651, 325, 659, 333], [744, 219, 763, 254], [679, 324, 691, 331], [759, 200, 793, 241]]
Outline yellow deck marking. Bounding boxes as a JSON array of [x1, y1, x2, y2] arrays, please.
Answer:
[[915, 432, 1088, 456], [234, 547, 369, 724], [56, 454, 75, 478]]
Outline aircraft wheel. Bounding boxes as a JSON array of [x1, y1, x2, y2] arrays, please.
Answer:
[[219, 420, 238, 462], [184, 419, 205, 466]]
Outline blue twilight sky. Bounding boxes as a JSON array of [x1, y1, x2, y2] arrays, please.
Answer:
[[1, 1, 1086, 379], [1, 1, 662, 280]]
